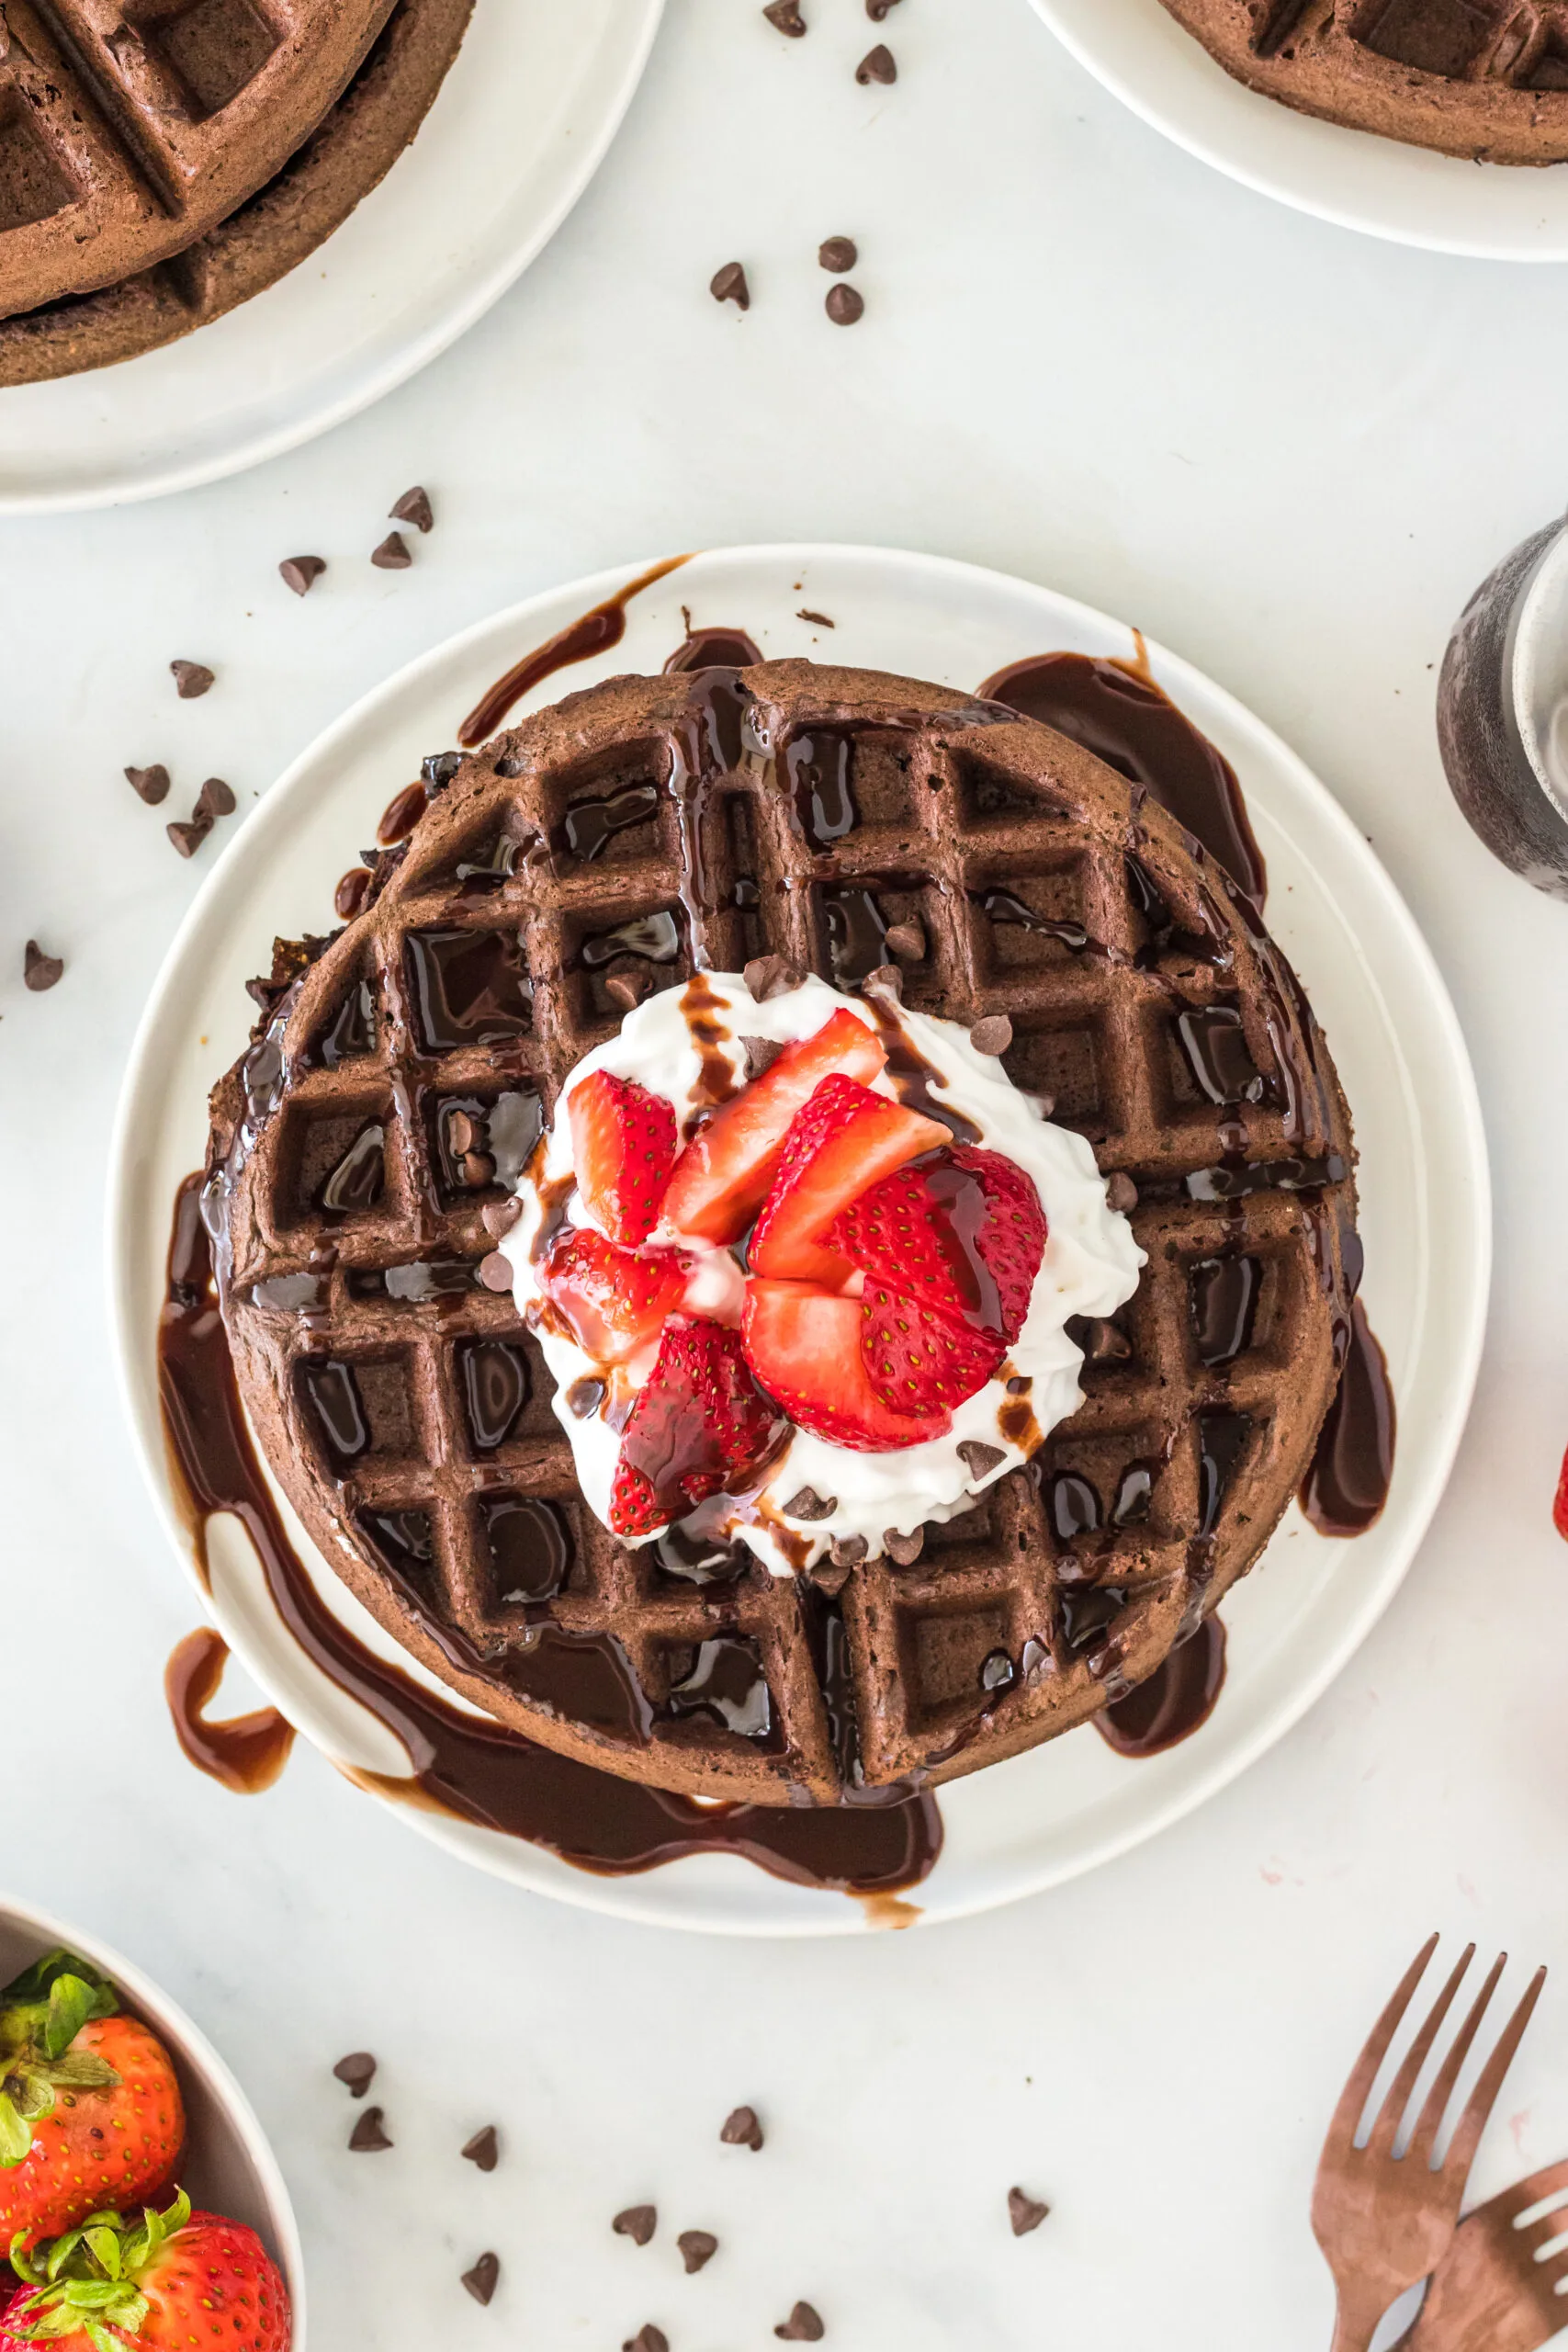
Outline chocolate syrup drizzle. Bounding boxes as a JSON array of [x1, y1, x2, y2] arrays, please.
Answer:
[[457, 556, 695, 748], [164, 1626, 296, 1794]]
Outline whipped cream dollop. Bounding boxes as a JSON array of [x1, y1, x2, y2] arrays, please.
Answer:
[[502, 972, 1145, 1576]]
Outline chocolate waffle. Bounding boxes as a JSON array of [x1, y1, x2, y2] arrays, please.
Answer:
[[0, 0, 472, 385], [206, 661, 1359, 1805], [1159, 1, 1568, 162]]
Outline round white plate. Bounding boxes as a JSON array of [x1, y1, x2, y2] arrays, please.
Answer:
[[1030, 0, 1568, 260], [108, 543, 1489, 1936], [0, 0, 664, 514]]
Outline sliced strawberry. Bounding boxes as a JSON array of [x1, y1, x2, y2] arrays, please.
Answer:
[[662, 1008, 887, 1243], [860, 1279, 1005, 1415], [610, 1318, 784, 1537], [829, 1143, 1046, 1344], [538, 1228, 691, 1364], [568, 1070, 677, 1246], [742, 1281, 950, 1452], [749, 1077, 949, 1287]]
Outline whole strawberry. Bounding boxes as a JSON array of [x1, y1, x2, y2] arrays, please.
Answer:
[[0, 1954, 185, 2254], [2, 2189, 290, 2351]]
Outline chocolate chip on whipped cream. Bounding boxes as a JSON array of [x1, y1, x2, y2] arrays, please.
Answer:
[[829, 1534, 868, 1567], [958, 1441, 1005, 1481], [783, 1487, 837, 1521], [884, 1527, 924, 1566], [744, 953, 800, 1001], [742, 1034, 786, 1080]]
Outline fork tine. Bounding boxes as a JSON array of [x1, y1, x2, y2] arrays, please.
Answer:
[[1365, 1942, 1476, 2158], [1321, 1933, 1440, 2156], [1504, 2154, 1568, 2245], [1440, 1963, 1549, 2184], [1404, 1949, 1506, 2166]]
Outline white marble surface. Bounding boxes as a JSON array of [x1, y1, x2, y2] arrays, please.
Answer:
[[4, 0, 1568, 2344]]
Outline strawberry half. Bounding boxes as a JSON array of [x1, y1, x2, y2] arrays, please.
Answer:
[[742, 1282, 950, 1451], [829, 1143, 1046, 1345], [662, 1008, 887, 1243], [749, 1077, 949, 1287], [610, 1318, 785, 1537], [568, 1070, 677, 1247], [2, 2190, 291, 2352], [860, 1280, 1005, 1415], [539, 1228, 692, 1364]]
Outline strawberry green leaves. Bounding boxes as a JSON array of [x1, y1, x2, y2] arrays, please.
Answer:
[[0, 1957, 121, 2173]]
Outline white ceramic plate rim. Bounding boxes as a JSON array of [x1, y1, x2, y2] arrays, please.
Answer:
[[0, 0, 665, 515], [1029, 0, 1568, 261], [107, 542, 1491, 1936]]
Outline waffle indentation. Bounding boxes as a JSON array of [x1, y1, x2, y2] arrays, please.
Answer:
[[0, 89, 76, 231], [129, 0, 284, 119]]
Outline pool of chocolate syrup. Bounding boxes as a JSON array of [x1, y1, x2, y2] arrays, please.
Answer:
[[164, 1626, 296, 1794], [1096, 1618, 1227, 1758]]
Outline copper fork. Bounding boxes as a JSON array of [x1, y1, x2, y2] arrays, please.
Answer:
[[1398, 2156, 1568, 2351], [1312, 1934, 1548, 2352]]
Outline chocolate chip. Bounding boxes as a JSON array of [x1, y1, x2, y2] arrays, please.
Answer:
[[720, 2104, 764, 2151], [818, 237, 857, 273], [1077, 1317, 1131, 1364], [711, 261, 750, 311], [481, 1199, 522, 1242], [333, 2052, 377, 2098], [390, 486, 434, 534], [372, 531, 412, 571], [462, 2253, 500, 2306], [855, 40, 896, 80], [461, 1153, 496, 1189], [195, 775, 235, 821], [861, 962, 901, 1000], [958, 1441, 1005, 1482], [125, 762, 170, 805], [970, 1014, 1012, 1057], [796, 608, 835, 627], [23, 939, 63, 990], [623, 2331, 668, 2352], [867, 0, 901, 14], [1106, 1172, 1139, 1214], [605, 969, 649, 1012], [825, 284, 864, 326], [171, 660, 214, 698], [335, 866, 373, 920], [461, 2124, 500, 2171], [279, 556, 326, 596], [678, 2231, 718, 2274], [1006, 1375, 1032, 1396], [809, 1557, 852, 1598], [829, 1534, 867, 1568], [1009, 2188, 1050, 2236], [479, 1252, 514, 1293], [614, 2205, 657, 2245], [448, 1110, 479, 1154], [348, 2106, 392, 2152], [783, 1487, 836, 1521], [763, 0, 805, 28], [883, 921, 924, 964], [742, 1035, 785, 1082], [166, 811, 214, 859], [743, 954, 801, 1001], [775, 2303, 825, 2341], [884, 1527, 924, 1566]]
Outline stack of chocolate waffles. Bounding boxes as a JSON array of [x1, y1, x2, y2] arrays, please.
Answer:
[[206, 661, 1359, 1809]]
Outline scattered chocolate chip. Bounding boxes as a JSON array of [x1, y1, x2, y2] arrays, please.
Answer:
[[744, 954, 801, 1001], [372, 531, 412, 571], [478, 1252, 514, 1294], [829, 1534, 867, 1568], [741, 1035, 785, 1083], [1106, 1172, 1139, 1214], [480, 1199, 522, 1242], [720, 2105, 764, 2151], [883, 920, 924, 964], [195, 775, 235, 821], [1077, 1317, 1131, 1363], [605, 969, 649, 1012], [390, 486, 434, 534], [1009, 2188, 1050, 2236], [970, 1014, 1012, 1056], [818, 237, 857, 273], [23, 940, 63, 991], [825, 284, 864, 327], [958, 1441, 1006, 1482], [776, 2303, 826, 2341], [614, 2206, 657, 2246], [279, 556, 326, 597], [462, 2253, 500, 2306], [809, 1557, 852, 1598], [867, 0, 901, 14], [461, 2125, 500, 2171], [711, 260, 750, 311], [783, 1487, 836, 1521], [348, 2106, 392, 2152], [796, 607, 835, 627], [624, 2331, 668, 2352], [171, 660, 214, 698], [763, 0, 805, 28], [166, 811, 214, 859], [678, 2231, 718, 2275], [333, 2052, 377, 2098], [335, 866, 373, 920], [855, 40, 896, 80], [125, 762, 170, 805]]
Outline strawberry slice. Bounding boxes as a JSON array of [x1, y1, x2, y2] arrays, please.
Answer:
[[829, 1144, 1046, 1344], [860, 1279, 1005, 1415], [742, 1281, 950, 1452], [662, 1008, 887, 1244], [749, 1077, 949, 1287], [568, 1070, 677, 1246], [610, 1318, 785, 1537], [538, 1228, 692, 1364]]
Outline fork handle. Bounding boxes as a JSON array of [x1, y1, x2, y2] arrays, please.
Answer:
[[1329, 2286, 1391, 2352]]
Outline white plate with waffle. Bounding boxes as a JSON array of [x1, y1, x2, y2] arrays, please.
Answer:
[[107, 543, 1488, 1935], [1030, 0, 1568, 260], [0, 0, 664, 514]]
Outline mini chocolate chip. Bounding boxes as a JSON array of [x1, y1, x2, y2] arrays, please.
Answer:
[[744, 953, 801, 1001], [1009, 2188, 1050, 2236], [624, 2331, 668, 2352], [866, 0, 900, 14], [796, 608, 835, 627], [678, 2230, 718, 2274], [461, 1153, 496, 1189], [861, 962, 901, 1000], [348, 2106, 392, 2152], [279, 556, 326, 596], [335, 867, 373, 920], [775, 2303, 826, 2341], [855, 40, 896, 80], [614, 2205, 657, 2245], [1106, 1172, 1139, 1214], [605, 969, 649, 1012], [195, 775, 235, 820], [818, 236, 857, 272], [166, 811, 214, 859], [763, 0, 805, 28], [809, 1557, 852, 1598], [970, 1014, 1012, 1056], [883, 921, 925, 964], [448, 1110, 479, 1154], [958, 1440, 1006, 1481], [390, 486, 434, 534], [333, 2052, 377, 2098], [742, 1034, 785, 1081], [720, 2104, 764, 2151], [478, 1252, 514, 1293], [372, 531, 412, 571], [1006, 1376, 1032, 1396], [1078, 1317, 1131, 1363], [481, 1198, 523, 1241], [171, 660, 214, 698], [829, 1534, 867, 1567], [783, 1487, 836, 1521], [461, 2124, 500, 2170], [711, 261, 750, 311], [884, 1527, 924, 1566], [125, 762, 170, 805], [23, 940, 63, 991], [825, 284, 864, 326], [462, 2253, 500, 2306]]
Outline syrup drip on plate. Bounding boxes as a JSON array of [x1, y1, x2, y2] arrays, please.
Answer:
[[458, 554, 696, 747], [1095, 1617, 1226, 1758], [164, 1626, 296, 1794]]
